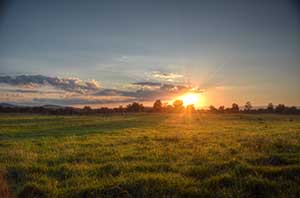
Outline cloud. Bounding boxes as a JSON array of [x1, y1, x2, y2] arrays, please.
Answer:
[[0, 74, 204, 106], [85, 80, 101, 90], [94, 89, 127, 96], [0, 75, 101, 93], [150, 71, 183, 81], [0, 88, 63, 94], [132, 82, 162, 87], [94, 83, 203, 101]]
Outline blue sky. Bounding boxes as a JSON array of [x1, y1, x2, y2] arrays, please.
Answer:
[[0, 0, 299, 107]]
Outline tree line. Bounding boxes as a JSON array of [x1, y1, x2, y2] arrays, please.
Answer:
[[0, 100, 299, 115]]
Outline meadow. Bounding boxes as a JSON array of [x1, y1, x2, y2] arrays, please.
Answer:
[[0, 113, 300, 197]]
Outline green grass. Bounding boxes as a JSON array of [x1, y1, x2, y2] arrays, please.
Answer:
[[0, 113, 300, 197]]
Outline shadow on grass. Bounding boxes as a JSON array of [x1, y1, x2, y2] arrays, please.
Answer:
[[0, 171, 11, 198], [0, 114, 167, 140]]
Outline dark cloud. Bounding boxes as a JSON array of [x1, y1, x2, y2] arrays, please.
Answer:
[[94, 89, 128, 96], [122, 89, 170, 100], [0, 75, 101, 93], [132, 82, 161, 86], [0, 88, 63, 94], [94, 83, 202, 101]]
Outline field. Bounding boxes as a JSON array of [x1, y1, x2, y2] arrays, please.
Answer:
[[0, 113, 300, 198]]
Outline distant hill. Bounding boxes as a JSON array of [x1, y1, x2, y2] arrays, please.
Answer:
[[0, 103, 17, 108], [0, 103, 66, 109], [41, 104, 65, 109]]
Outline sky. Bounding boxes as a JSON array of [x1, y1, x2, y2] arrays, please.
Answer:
[[0, 0, 299, 108]]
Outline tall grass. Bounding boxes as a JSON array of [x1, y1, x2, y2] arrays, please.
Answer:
[[0, 113, 299, 197]]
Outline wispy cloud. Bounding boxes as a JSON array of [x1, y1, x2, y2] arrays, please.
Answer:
[[0, 75, 101, 93], [0, 88, 63, 94], [150, 71, 183, 81], [132, 82, 162, 87]]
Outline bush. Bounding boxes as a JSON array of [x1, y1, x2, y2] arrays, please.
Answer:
[[18, 184, 48, 198]]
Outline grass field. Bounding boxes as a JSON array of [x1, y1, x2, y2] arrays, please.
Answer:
[[0, 113, 300, 197]]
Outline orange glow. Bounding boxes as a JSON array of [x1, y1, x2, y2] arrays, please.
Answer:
[[177, 92, 203, 108]]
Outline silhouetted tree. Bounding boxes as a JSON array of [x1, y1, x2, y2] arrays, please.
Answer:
[[153, 100, 163, 112], [287, 106, 298, 114], [118, 105, 125, 113], [65, 107, 76, 115], [244, 101, 252, 112], [275, 104, 285, 113], [1, 99, 299, 115], [173, 100, 184, 112], [218, 106, 225, 113], [209, 105, 217, 112], [267, 103, 274, 113], [83, 106, 92, 114], [165, 104, 174, 113], [126, 102, 144, 112], [231, 103, 239, 112], [186, 104, 196, 113]]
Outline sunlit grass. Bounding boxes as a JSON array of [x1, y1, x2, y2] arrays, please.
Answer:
[[0, 113, 299, 197]]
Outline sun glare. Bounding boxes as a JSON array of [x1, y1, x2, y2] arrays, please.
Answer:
[[178, 93, 202, 107]]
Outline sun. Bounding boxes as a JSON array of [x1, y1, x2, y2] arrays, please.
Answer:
[[178, 92, 202, 107]]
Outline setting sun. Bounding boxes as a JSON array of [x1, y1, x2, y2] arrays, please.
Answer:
[[178, 92, 202, 107]]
